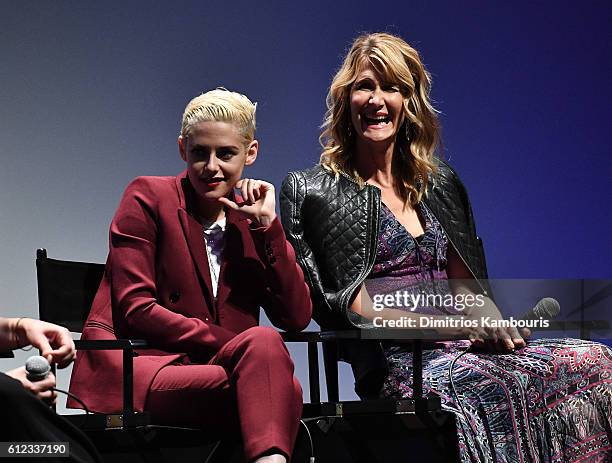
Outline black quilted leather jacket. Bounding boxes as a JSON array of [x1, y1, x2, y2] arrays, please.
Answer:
[[279, 159, 489, 330]]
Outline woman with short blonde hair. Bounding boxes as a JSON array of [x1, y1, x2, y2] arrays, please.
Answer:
[[180, 87, 257, 143], [70, 88, 312, 463]]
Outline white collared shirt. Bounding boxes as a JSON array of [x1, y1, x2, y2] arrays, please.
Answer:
[[202, 216, 226, 298]]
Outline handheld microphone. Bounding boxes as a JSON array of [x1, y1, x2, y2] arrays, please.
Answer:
[[24, 355, 93, 415], [25, 355, 51, 381], [520, 297, 560, 321]]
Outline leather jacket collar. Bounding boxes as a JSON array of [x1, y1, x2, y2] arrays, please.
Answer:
[[280, 158, 489, 329]]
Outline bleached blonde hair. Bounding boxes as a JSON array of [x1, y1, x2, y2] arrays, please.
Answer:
[[320, 33, 440, 206], [180, 88, 257, 144]]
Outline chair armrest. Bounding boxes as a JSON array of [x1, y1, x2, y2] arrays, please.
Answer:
[[281, 329, 461, 342], [75, 339, 148, 350], [280, 331, 324, 342]]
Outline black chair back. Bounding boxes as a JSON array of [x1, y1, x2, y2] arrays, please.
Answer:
[[36, 248, 104, 331]]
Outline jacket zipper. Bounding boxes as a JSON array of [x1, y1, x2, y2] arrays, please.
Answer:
[[338, 182, 381, 315]]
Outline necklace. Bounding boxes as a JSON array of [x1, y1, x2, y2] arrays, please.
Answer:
[[202, 225, 221, 297]]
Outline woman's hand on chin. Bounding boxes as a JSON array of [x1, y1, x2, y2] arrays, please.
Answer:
[[218, 179, 276, 228]]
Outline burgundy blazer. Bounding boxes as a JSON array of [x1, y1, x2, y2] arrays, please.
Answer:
[[68, 171, 312, 413]]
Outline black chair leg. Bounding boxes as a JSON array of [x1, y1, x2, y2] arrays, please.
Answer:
[[322, 341, 339, 402]]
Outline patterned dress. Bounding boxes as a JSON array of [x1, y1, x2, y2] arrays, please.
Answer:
[[368, 202, 612, 463]]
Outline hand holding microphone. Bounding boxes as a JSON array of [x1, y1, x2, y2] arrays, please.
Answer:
[[470, 297, 560, 353], [1, 317, 74, 405], [6, 355, 57, 405]]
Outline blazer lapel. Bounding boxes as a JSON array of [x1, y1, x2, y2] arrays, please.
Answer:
[[176, 175, 216, 312], [215, 209, 242, 311]]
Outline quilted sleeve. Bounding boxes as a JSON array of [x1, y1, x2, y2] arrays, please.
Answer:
[[280, 171, 336, 323], [442, 161, 490, 281]]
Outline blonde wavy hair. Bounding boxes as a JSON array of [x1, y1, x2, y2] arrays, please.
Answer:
[[320, 33, 440, 205], [180, 87, 257, 144]]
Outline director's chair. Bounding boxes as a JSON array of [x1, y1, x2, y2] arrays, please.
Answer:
[[37, 248, 464, 462], [36, 248, 239, 463]]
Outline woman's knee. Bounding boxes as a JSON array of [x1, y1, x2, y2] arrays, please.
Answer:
[[239, 326, 292, 362], [293, 376, 303, 402], [242, 326, 285, 348]]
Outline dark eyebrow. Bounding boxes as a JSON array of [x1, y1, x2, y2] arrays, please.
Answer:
[[190, 144, 240, 151], [354, 76, 374, 84]]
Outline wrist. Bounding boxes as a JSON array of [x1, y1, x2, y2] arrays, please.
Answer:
[[13, 317, 27, 348], [252, 213, 276, 229]]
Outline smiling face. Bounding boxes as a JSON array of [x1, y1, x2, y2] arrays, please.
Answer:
[[179, 120, 257, 204], [349, 65, 405, 147]]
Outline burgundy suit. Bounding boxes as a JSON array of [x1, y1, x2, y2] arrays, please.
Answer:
[[68, 171, 312, 460]]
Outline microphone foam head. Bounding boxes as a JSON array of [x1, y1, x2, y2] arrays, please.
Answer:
[[535, 297, 561, 319], [25, 355, 51, 380]]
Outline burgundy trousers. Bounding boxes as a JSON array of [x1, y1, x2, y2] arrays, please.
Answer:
[[145, 326, 302, 462]]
